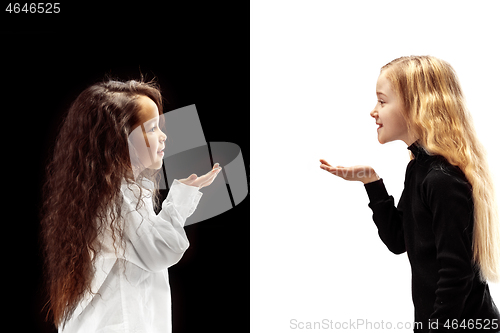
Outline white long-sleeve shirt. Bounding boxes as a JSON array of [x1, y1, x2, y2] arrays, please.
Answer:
[[60, 179, 202, 333]]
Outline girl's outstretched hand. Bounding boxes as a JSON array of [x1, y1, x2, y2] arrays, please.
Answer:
[[178, 163, 222, 188], [319, 159, 379, 184]]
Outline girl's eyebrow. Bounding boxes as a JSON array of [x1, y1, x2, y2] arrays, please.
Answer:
[[376, 91, 388, 98]]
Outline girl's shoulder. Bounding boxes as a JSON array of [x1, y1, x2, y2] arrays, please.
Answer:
[[423, 156, 472, 193]]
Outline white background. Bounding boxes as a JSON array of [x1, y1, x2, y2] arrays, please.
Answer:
[[251, 1, 500, 332]]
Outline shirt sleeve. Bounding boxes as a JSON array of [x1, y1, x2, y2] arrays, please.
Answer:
[[424, 170, 475, 331], [120, 179, 203, 272], [364, 178, 406, 254]]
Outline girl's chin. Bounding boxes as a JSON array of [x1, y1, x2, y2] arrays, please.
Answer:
[[149, 160, 163, 170], [377, 133, 386, 144], [377, 133, 391, 145]]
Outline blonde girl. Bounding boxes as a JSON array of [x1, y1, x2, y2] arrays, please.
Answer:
[[320, 56, 500, 332]]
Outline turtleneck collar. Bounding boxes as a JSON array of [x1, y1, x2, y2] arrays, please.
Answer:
[[407, 141, 429, 160]]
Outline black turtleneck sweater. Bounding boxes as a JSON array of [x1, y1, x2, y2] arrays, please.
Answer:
[[364, 143, 500, 332]]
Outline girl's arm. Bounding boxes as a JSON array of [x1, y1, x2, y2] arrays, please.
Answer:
[[120, 179, 202, 272], [119, 164, 221, 272], [364, 179, 406, 254], [320, 160, 406, 254]]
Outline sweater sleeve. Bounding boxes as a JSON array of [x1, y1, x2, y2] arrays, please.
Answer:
[[424, 170, 475, 331], [364, 178, 406, 254]]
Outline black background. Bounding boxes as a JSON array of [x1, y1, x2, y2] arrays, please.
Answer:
[[2, 2, 249, 332]]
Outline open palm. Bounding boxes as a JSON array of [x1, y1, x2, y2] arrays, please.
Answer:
[[178, 163, 222, 188], [319, 159, 379, 184]]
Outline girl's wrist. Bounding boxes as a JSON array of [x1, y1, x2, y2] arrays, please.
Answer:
[[362, 174, 380, 184]]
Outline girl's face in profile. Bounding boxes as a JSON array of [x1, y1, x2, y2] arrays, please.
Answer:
[[128, 96, 166, 172], [370, 71, 414, 146]]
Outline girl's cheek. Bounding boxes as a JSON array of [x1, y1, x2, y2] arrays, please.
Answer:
[[129, 130, 153, 166], [142, 133, 151, 148]]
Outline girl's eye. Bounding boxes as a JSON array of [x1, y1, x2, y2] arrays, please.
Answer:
[[149, 126, 157, 133], [378, 100, 386, 105]]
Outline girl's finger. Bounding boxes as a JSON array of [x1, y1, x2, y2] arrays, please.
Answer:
[[200, 170, 219, 188], [329, 168, 341, 174], [319, 159, 332, 166], [184, 174, 197, 184]]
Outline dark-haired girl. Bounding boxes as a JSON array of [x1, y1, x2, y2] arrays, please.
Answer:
[[41, 80, 221, 332]]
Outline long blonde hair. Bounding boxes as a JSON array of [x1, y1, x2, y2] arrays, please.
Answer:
[[382, 55, 500, 282]]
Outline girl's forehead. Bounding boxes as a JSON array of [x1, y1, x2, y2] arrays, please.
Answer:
[[376, 73, 393, 95], [137, 96, 159, 123]]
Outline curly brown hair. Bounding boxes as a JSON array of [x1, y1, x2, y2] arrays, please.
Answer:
[[40, 79, 163, 327]]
